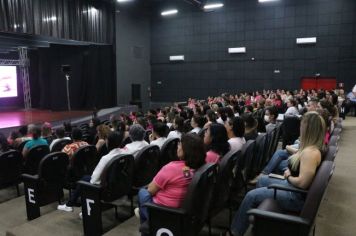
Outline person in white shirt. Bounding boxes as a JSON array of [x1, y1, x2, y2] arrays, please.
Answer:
[[150, 122, 168, 149], [189, 114, 205, 134], [225, 116, 246, 154], [49, 127, 71, 151], [167, 116, 184, 139], [121, 124, 149, 157], [264, 106, 278, 133], [57, 131, 124, 212], [285, 99, 299, 117]]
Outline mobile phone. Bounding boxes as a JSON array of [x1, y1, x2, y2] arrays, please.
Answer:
[[268, 173, 285, 180]]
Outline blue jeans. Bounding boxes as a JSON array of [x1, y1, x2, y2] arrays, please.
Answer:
[[262, 149, 290, 175], [67, 175, 91, 206], [231, 175, 305, 235], [138, 188, 153, 223]]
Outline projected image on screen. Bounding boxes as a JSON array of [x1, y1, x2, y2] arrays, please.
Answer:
[[0, 66, 18, 98]]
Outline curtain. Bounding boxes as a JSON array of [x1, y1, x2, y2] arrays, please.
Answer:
[[0, 0, 114, 44]]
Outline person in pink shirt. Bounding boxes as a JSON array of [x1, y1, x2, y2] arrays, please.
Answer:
[[136, 133, 206, 224], [204, 123, 230, 163]]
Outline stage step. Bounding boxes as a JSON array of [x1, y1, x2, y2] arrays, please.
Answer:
[[0, 196, 57, 236], [104, 217, 140, 236]]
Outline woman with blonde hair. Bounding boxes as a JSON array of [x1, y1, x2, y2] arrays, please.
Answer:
[[229, 112, 326, 236]]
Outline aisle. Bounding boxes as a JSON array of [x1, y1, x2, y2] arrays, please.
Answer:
[[316, 117, 356, 236]]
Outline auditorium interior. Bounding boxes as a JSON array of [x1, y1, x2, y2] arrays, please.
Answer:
[[0, 0, 356, 235]]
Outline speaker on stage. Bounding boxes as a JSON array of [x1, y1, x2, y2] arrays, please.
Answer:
[[61, 65, 71, 74]]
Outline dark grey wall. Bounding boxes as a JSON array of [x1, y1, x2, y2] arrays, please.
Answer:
[[115, 7, 151, 110], [150, 0, 356, 102]]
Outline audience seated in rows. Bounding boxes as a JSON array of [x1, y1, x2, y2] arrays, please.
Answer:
[[58, 131, 124, 212], [136, 133, 206, 225], [62, 128, 88, 160], [49, 127, 71, 151], [229, 111, 326, 236], [204, 123, 230, 163], [22, 125, 48, 158], [149, 122, 167, 149]]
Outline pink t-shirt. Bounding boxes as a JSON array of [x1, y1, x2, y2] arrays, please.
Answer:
[[153, 161, 194, 208], [205, 150, 220, 163]]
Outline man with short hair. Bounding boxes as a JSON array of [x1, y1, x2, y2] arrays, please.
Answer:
[[121, 124, 149, 157], [150, 122, 168, 149]]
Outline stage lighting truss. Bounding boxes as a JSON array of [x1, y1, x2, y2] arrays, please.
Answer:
[[0, 47, 31, 109]]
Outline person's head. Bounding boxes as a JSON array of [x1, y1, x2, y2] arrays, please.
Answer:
[[55, 127, 66, 139], [106, 131, 124, 151], [18, 125, 28, 137], [97, 124, 111, 140], [173, 116, 185, 133], [204, 123, 230, 156], [166, 112, 175, 123], [264, 106, 278, 123], [287, 99, 297, 107], [289, 112, 326, 170], [136, 117, 147, 129], [90, 118, 101, 128], [71, 128, 83, 141], [110, 115, 120, 130], [0, 133, 9, 152], [191, 114, 205, 129], [152, 122, 167, 138], [242, 114, 258, 132], [316, 108, 331, 130], [318, 99, 337, 118], [206, 109, 217, 123], [307, 98, 319, 112], [178, 133, 206, 169], [129, 124, 146, 142], [41, 122, 52, 137], [30, 125, 42, 140], [63, 122, 72, 133], [225, 117, 245, 139]]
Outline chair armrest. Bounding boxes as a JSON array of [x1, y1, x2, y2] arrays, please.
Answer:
[[144, 202, 186, 215], [21, 174, 39, 182], [268, 184, 307, 199], [247, 209, 310, 226], [77, 180, 102, 191]]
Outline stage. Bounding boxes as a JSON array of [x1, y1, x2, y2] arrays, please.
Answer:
[[0, 106, 138, 136]]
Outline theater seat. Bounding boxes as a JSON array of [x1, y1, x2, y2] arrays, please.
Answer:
[[0, 150, 23, 196], [78, 154, 135, 235], [22, 152, 69, 220], [247, 161, 334, 236], [23, 145, 50, 175], [142, 163, 218, 236], [159, 137, 179, 168], [51, 139, 72, 152]]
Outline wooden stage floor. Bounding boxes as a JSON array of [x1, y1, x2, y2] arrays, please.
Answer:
[[0, 109, 92, 129]]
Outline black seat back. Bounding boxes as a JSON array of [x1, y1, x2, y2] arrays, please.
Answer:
[[266, 125, 282, 161], [324, 145, 338, 162], [300, 161, 334, 223], [100, 154, 135, 202], [0, 150, 23, 186], [24, 145, 50, 175], [133, 145, 161, 188], [198, 128, 207, 139], [328, 135, 339, 147], [38, 152, 69, 188], [120, 136, 132, 148], [70, 145, 97, 179], [210, 150, 241, 212], [17, 140, 30, 152], [281, 116, 301, 149], [181, 163, 218, 224], [253, 133, 269, 174], [144, 130, 152, 143], [51, 139, 72, 152], [160, 138, 179, 167]]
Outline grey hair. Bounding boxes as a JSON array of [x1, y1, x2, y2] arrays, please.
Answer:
[[129, 124, 146, 141]]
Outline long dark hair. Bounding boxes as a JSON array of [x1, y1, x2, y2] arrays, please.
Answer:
[[208, 123, 230, 156], [181, 133, 206, 169]]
